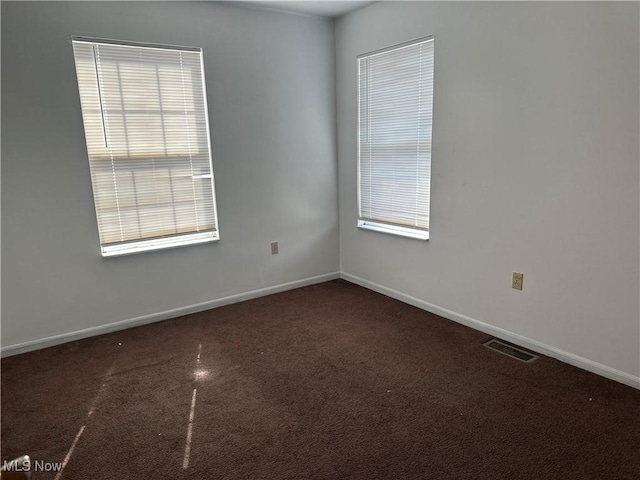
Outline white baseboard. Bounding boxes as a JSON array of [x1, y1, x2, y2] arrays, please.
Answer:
[[341, 272, 640, 390], [1, 271, 341, 358], [4, 269, 639, 391]]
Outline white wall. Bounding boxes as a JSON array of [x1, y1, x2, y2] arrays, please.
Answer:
[[336, 2, 640, 381], [1, 1, 339, 349]]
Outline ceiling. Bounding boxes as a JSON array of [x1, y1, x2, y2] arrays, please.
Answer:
[[238, 1, 375, 18]]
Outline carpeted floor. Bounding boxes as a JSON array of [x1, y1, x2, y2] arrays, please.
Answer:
[[2, 280, 639, 479]]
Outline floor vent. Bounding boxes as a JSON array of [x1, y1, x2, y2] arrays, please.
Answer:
[[483, 338, 538, 363]]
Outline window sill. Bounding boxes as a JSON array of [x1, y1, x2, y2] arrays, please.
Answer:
[[357, 220, 429, 241], [102, 231, 219, 257]]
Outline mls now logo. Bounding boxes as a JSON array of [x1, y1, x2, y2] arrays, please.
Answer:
[[2, 457, 63, 473]]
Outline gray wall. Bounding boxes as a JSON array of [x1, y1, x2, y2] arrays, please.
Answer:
[[3, 0, 639, 385], [1, 1, 339, 348], [336, 2, 640, 379]]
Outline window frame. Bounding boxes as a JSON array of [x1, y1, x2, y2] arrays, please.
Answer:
[[357, 36, 434, 241], [71, 36, 220, 257]]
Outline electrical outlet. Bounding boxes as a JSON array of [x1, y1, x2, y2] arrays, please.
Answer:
[[270, 241, 279, 255], [512, 272, 523, 290]]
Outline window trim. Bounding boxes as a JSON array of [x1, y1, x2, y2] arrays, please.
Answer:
[[357, 220, 429, 241], [71, 36, 201, 53], [356, 35, 434, 242], [102, 231, 218, 257]]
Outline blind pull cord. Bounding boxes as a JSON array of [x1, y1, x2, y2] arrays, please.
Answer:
[[92, 44, 109, 148]]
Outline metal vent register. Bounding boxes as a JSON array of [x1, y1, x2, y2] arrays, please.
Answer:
[[483, 339, 538, 363]]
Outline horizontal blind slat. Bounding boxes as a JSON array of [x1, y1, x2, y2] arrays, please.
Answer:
[[358, 38, 434, 232], [73, 39, 219, 250]]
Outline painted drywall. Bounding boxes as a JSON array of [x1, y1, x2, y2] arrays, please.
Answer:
[[1, 1, 339, 348], [336, 2, 640, 379]]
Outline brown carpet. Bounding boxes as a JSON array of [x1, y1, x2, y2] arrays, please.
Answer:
[[2, 279, 639, 479]]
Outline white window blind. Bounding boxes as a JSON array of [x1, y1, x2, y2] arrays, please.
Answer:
[[358, 36, 434, 240], [72, 38, 219, 256]]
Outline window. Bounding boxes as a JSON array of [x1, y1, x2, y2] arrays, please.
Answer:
[[72, 38, 219, 256], [358, 36, 434, 240]]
